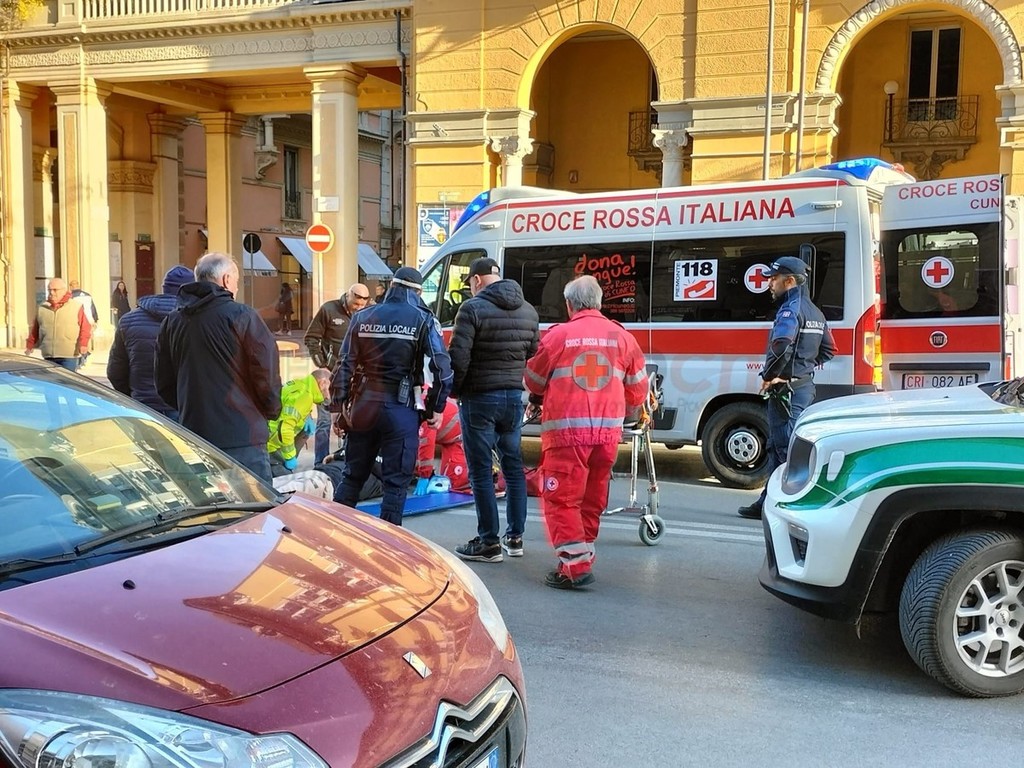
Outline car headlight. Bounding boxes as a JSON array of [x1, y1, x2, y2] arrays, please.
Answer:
[[433, 545, 511, 654], [0, 690, 327, 768], [781, 436, 816, 495]]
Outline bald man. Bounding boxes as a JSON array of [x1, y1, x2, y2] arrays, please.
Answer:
[[25, 278, 92, 372], [304, 282, 371, 463]]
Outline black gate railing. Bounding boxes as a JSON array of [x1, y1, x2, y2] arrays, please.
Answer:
[[883, 95, 979, 143]]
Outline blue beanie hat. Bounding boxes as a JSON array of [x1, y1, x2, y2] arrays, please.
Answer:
[[163, 265, 195, 294]]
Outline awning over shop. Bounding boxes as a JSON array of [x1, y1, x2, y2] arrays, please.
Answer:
[[242, 250, 277, 276], [277, 237, 313, 273], [198, 228, 277, 276], [358, 244, 393, 279]]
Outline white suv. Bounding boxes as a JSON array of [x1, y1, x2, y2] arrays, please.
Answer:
[[760, 379, 1024, 697]]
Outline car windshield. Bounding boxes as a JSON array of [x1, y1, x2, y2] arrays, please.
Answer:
[[0, 366, 278, 566]]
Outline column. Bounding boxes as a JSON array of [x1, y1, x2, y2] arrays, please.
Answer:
[[998, 84, 1024, 195], [52, 77, 112, 340], [1, 82, 39, 347], [148, 113, 186, 276], [489, 135, 534, 187], [32, 146, 57, 282], [652, 128, 688, 188], [197, 112, 247, 296], [306, 64, 366, 308]]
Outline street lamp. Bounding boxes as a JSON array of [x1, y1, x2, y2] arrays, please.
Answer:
[[883, 80, 899, 143]]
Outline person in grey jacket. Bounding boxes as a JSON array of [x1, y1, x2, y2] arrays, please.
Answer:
[[450, 257, 540, 564]]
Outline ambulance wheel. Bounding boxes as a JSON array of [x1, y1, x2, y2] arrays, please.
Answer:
[[700, 402, 769, 490], [639, 516, 665, 546]]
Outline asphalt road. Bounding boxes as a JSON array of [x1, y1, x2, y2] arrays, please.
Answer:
[[404, 443, 1024, 767]]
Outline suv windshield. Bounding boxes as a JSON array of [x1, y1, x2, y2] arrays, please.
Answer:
[[0, 366, 277, 567]]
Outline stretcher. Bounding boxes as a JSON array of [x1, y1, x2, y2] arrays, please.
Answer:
[[604, 368, 665, 545]]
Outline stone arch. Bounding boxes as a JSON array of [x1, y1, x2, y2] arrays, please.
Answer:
[[815, 0, 1022, 92], [516, 22, 664, 111]]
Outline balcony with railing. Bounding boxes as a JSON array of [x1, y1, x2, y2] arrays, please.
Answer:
[[882, 95, 979, 179], [25, 0, 386, 28]]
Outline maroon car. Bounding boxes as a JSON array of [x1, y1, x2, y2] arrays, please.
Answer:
[[0, 354, 526, 767]]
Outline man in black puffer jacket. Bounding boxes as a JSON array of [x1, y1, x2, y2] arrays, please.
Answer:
[[107, 264, 194, 420], [155, 252, 282, 483], [450, 257, 540, 564]]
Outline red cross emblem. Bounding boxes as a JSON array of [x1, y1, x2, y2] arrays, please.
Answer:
[[745, 264, 771, 293], [572, 352, 612, 391], [921, 256, 954, 288]]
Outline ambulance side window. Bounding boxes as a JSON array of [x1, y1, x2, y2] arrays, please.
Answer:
[[649, 233, 846, 323], [421, 250, 487, 326], [880, 224, 999, 319], [504, 243, 652, 323]]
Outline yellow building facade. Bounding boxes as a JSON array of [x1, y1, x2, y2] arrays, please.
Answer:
[[2, 0, 1023, 348]]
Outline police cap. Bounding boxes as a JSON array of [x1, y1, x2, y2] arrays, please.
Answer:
[[392, 266, 424, 290], [765, 256, 809, 279]]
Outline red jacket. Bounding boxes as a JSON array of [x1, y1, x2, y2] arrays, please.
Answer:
[[525, 309, 648, 448]]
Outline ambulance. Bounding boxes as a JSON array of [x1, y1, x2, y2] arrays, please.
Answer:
[[417, 159, 1010, 489], [878, 174, 1006, 390]]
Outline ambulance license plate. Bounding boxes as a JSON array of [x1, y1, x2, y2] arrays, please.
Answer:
[[902, 372, 980, 389], [471, 746, 500, 768]]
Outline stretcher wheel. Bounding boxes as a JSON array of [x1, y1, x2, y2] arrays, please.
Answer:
[[639, 515, 665, 546]]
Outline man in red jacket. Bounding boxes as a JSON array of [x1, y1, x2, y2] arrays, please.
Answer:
[[525, 275, 648, 589]]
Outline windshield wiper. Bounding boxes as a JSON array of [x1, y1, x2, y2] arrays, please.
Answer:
[[74, 501, 277, 555], [0, 553, 83, 578]]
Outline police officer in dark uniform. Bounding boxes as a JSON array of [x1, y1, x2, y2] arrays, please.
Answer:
[[738, 256, 836, 519], [330, 267, 453, 525]]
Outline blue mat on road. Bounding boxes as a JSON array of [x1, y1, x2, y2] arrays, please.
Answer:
[[357, 491, 476, 518]]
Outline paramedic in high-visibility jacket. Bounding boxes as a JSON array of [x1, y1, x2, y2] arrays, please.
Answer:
[[738, 256, 836, 520], [330, 267, 453, 526], [524, 275, 648, 590]]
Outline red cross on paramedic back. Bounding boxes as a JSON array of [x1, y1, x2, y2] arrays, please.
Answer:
[[573, 352, 612, 391]]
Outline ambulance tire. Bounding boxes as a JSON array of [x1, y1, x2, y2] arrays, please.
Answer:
[[700, 401, 770, 489]]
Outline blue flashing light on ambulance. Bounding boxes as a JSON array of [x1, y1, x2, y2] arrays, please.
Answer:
[[420, 159, 1012, 489]]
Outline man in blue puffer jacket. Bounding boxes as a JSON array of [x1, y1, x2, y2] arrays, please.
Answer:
[[107, 265, 195, 420]]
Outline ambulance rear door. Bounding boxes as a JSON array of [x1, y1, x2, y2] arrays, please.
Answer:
[[879, 175, 1003, 390]]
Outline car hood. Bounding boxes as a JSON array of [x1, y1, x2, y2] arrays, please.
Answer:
[[795, 384, 1024, 442], [0, 496, 450, 710]]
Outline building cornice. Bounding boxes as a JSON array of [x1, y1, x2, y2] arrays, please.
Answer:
[[5, 5, 411, 50]]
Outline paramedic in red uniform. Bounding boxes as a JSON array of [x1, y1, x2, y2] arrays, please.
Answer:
[[524, 275, 649, 589], [416, 398, 471, 492]]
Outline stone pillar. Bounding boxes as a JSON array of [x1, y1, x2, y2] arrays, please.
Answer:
[[148, 113, 186, 277], [998, 84, 1024, 196], [1, 82, 39, 347], [305, 64, 366, 308], [197, 112, 247, 297], [32, 145, 57, 285], [52, 77, 112, 341], [652, 128, 689, 188], [489, 135, 534, 187]]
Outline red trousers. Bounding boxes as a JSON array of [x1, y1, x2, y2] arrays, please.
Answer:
[[417, 400, 470, 492], [540, 442, 618, 579]]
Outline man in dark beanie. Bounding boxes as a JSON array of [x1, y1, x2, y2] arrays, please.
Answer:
[[330, 266, 453, 525], [108, 264, 195, 420]]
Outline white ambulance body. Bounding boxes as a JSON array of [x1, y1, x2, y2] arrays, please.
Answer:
[[879, 175, 1006, 391], [419, 160, 995, 488]]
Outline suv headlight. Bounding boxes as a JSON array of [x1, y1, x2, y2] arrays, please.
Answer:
[[781, 436, 816, 495], [0, 690, 327, 768]]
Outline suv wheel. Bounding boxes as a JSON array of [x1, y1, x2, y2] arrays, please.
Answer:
[[899, 529, 1024, 697], [700, 402, 769, 489]]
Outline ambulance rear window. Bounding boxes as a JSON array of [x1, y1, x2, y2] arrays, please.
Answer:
[[880, 223, 1000, 319]]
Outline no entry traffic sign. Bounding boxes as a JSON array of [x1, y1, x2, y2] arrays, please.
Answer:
[[306, 223, 335, 254]]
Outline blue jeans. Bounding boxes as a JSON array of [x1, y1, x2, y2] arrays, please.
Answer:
[[757, 381, 815, 506], [459, 390, 527, 544], [223, 443, 273, 485], [47, 357, 79, 372], [314, 402, 332, 465], [336, 399, 419, 526]]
